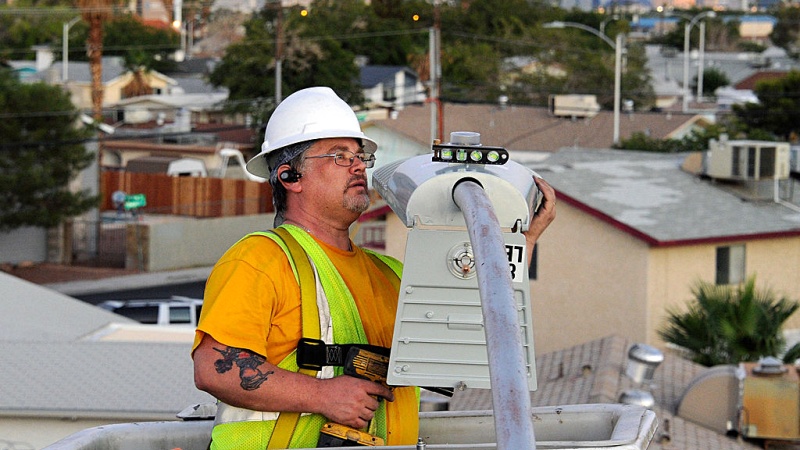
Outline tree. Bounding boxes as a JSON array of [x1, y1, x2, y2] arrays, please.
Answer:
[[615, 121, 725, 152], [100, 14, 180, 74], [694, 67, 729, 97], [769, 5, 800, 59], [209, 2, 365, 124], [733, 70, 800, 140], [0, 70, 98, 232], [78, 0, 115, 121], [658, 277, 800, 366]]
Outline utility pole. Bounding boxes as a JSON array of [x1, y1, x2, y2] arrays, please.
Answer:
[[429, 1, 443, 143], [274, 0, 284, 105]]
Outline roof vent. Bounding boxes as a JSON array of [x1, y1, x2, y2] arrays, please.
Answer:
[[619, 389, 655, 408], [752, 356, 788, 376], [625, 343, 664, 384]]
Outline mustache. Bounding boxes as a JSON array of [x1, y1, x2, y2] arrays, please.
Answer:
[[347, 175, 368, 186]]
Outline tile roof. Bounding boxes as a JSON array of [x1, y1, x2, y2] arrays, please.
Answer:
[[371, 101, 701, 152], [448, 335, 762, 450], [734, 70, 792, 90]]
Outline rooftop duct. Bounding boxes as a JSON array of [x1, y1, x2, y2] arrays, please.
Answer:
[[624, 343, 664, 384], [619, 389, 655, 409]]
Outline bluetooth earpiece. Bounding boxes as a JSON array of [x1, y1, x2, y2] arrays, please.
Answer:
[[279, 169, 302, 183]]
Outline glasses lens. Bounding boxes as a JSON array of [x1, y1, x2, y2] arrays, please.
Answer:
[[333, 151, 352, 167], [360, 153, 375, 168], [333, 151, 375, 168]]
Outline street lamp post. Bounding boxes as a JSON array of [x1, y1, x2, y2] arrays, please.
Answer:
[[62, 16, 81, 83], [544, 21, 624, 145], [697, 21, 706, 102], [682, 11, 716, 112]]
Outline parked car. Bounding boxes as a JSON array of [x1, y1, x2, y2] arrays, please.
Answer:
[[99, 296, 202, 326]]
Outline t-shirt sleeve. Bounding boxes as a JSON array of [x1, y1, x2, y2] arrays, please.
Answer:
[[192, 235, 299, 362]]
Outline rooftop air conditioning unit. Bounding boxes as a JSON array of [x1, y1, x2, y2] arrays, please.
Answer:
[[548, 94, 601, 118], [706, 138, 790, 181]]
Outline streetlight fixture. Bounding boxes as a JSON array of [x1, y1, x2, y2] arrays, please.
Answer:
[[544, 21, 624, 145], [62, 16, 81, 83], [682, 10, 716, 112]]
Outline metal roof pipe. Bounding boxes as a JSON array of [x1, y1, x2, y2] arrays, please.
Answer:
[[452, 178, 536, 450]]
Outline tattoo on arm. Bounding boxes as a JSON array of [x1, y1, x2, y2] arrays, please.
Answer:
[[213, 346, 275, 391]]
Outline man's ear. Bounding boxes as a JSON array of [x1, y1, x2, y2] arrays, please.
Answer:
[[277, 166, 303, 191]]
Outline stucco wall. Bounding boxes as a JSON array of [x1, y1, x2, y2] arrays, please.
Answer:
[[649, 236, 800, 346], [530, 202, 650, 354], [131, 214, 274, 272], [0, 226, 47, 265]]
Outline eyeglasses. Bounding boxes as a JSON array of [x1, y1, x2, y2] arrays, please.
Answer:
[[305, 150, 376, 168]]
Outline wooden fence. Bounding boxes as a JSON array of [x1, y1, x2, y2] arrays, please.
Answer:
[[101, 171, 274, 217]]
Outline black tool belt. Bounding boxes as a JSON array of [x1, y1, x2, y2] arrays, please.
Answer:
[[296, 338, 390, 371]]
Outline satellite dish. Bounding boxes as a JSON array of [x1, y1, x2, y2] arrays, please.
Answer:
[[112, 190, 127, 205]]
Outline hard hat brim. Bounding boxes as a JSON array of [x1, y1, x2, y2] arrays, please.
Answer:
[[245, 132, 378, 179]]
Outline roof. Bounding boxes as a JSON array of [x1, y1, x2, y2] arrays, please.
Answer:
[[360, 65, 417, 88], [26, 58, 125, 84], [533, 148, 800, 246], [112, 92, 228, 110], [371, 101, 702, 152], [644, 44, 800, 94], [24, 57, 178, 87], [449, 335, 761, 450], [0, 273, 135, 342], [734, 70, 792, 90], [0, 272, 213, 419]]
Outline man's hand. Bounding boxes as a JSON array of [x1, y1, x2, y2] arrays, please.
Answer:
[[524, 176, 556, 264], [316, 375, 395, 430]]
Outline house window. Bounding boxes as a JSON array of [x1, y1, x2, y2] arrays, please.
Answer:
[[716, 244, 745, 285], [528, 244, 538, 280], [382, 86, 396, 101]]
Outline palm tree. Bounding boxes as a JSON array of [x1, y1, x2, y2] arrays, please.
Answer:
[[77, 0, 115, 121], [659, 277, 800, 366]]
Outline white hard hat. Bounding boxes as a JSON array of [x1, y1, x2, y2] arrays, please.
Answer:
[[245, 86, 378, 179]]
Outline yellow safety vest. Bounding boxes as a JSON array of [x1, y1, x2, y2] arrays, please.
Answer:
[[211, 225, 402, 449]]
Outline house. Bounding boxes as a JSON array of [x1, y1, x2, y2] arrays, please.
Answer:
[[0, 272, 214, 449], [359, 65, 426, 109], [25, 55, 180, 111], [644, 44, 800, 111], [734, 69, 792, 91], [519, 147, 800, 353], [365, 100, 712, 154]]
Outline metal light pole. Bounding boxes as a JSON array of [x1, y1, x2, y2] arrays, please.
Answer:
[[682, 11, 716, 112], [544, 21, 623, 145], [600, 14, 619, 36], [62, 16, 81, 82], [697, 21, 706, 102]]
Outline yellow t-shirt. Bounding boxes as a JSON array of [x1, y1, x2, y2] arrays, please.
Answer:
[[193, 233, 418, 445]]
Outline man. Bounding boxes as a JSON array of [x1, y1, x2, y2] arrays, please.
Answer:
[[192, 87, 556, 449]]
